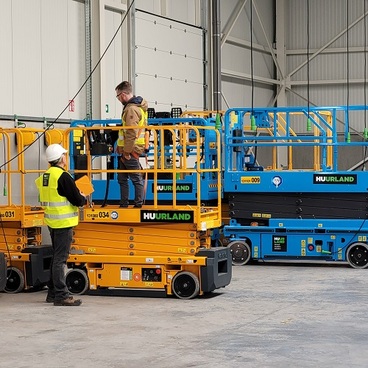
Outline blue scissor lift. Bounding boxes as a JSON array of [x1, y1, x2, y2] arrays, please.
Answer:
[[69, 114, 220, 205], [222, 105, 368, 268]]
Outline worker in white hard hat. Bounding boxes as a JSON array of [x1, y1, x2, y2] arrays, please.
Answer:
[[35, 143, 86, 306]]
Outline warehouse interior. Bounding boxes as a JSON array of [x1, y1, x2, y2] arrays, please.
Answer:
[[1, 0, 368, 178], [2, 0, 368, 121], [2, 1, 368, 367]]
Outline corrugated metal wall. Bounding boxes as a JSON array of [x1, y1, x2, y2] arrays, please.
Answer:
[[1, 0, 367, 122], [286, 0, 368, 121], [220, 0, 276, 108], [1, 0, 368, 204]]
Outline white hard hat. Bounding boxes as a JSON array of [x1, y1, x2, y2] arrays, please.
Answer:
[[45, 143, 67, 162]]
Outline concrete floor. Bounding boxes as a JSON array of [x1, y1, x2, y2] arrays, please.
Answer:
[[1, 262, 368, 368]]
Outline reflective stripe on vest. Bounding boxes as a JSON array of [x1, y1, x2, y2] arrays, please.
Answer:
[[40, 201, 69, 207], [45, 211, 79, 220], [117, 107, 147, 147], [35, 167, 79, 229]]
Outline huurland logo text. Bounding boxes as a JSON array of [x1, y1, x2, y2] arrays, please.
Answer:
[[152, 184, 193, 193], [313, 174, 357, 184], [141, 210, 194, 223]]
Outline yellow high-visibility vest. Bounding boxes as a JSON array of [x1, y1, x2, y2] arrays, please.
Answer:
[[117, 107, 147, 147], [35, 167, 79, 228]]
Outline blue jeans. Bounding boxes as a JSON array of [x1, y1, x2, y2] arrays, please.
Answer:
[[118, 156, 144, 206], [47, 227, 73, 301]]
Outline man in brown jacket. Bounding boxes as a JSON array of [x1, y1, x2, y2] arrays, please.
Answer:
[[115, 81, 148, 208]]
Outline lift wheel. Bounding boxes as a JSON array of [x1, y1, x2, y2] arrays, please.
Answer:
[[346, 242, 368, 269], [66, 268, 89, 295], [228, 240, 251, 266], [172, 271, 200, 299], [5, 267, 25, 293]]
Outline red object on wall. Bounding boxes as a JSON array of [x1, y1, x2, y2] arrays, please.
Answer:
[[69, 99, 75, 112]]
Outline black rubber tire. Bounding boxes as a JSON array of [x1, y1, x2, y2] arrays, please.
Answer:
[[66, 268, 89, 295], [5, 267, 25, 293], [228, 240, 251, 266], [172, 271, 200, 299], [346, 242, 368, 269]]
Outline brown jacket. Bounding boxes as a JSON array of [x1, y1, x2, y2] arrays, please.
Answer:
[[117, 97, 148, 156]]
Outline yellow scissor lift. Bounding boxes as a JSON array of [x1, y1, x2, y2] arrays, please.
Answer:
[[0, 127, 52, 293], [65, 124, 231, 299], [0, 123, 231, 299]]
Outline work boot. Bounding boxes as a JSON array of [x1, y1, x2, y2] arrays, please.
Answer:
[[54, 297, 82, 306], [45, 295, 54, 303]]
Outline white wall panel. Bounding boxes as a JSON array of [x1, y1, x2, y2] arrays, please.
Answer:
[[67, 0, 87, 119], [166, 0, 198, 25], [11, 0, 42, 117], [136, 0, 199, 25], [0, 0, 86, 121], [134, 11, 204, 112], [135, 0, 157, 15], [102, 7, 126, 119], [135, 45, 202, 82], [0, 1, 13, 115], [40, 0, 70, 118]]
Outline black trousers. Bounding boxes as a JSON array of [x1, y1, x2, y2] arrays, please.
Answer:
[[118, 155, 144, 206], [47, 227, 73, 301]]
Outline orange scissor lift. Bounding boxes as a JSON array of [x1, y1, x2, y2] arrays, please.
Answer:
[[0, 124, 232, 299]]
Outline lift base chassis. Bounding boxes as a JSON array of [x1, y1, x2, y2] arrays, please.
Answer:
[[66, 247, 231, 299]]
